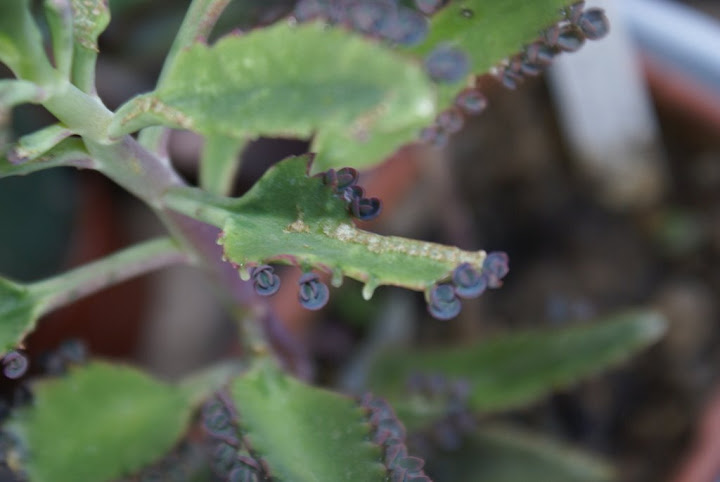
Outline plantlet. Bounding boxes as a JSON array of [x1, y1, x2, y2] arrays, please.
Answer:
[[0, 0, 665, 480]]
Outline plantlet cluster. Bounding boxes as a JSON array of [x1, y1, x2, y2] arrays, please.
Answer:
[[0, 0, 667, 480]]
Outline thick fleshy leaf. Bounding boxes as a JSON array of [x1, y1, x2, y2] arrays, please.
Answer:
[[368, 310, 666, 422], [44, 0, 74, 77], [409, 0, 571, 104], [428, 424, 615, 482], [0, 277, 39, 355], [0, 0, 55, 82], [110, 22, 436, 171], [70, 0, 109, 52], [0, 137, 92, 178], [7, 361, 231, 482], [165, 155, 489, 300], [0, 79, 46, 108], [7, 124, 73, 164], [229, 361, 386, 481]]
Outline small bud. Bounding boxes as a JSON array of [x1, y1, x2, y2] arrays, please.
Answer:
[[425, 45, 469, 83], [455, 89, 487, 115], [2, 351, 28, 379], [298, 273, 330, 310], [251, 265, 281, 296], [482, 251, 509, 288], [452, 262, 486, 298], [382, 7, 429, 46], [414, 0, 443, 16], [427, 283, 461, 320], [578, 8, 610, 40], [336, 167, 358, 190], [556, 25, 585, 52], [350, 197, 382, 221], [436, 107, 464, 134]]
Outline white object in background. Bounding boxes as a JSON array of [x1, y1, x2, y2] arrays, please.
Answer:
[[620, 0, 720, 97], [548, 0, 668, 209]]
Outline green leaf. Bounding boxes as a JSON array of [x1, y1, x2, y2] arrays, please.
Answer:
[[44, 0, 74, 78], [0, 1, 56, 83], [409, 0, 570, 104], [70, 0, 109, 52], [7, 361, 228, 482], [110, 22, 436, 171], [368, 310, 666, 422], [229, 361, 386, 481], [69, 0, 109, 92], [164, 155, 488, 299], [0, 79, 47, 108], [428, 424, 615, 482], [0, 277, 40, 355], [8, 124, 73, 163], [199, 134, 247, 196], [0, 137, 92, 178]]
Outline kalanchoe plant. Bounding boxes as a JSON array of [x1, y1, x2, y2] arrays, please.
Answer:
[[0, 0, 664, 481]]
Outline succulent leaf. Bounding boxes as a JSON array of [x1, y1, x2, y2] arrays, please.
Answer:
[[367, 310, 667, 423], [168, 155, 498, 311], [110, 22, 436, 172], [5, 361, 233, 482], [228, 361, 387, 481]]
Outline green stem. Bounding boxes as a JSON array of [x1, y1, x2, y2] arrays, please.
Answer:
[[30, 237, 187, 315], [162, 186, 232, 228], [72, 47, 98, 95], [42, 80, 112, 140], [138, 0, 232, 154]]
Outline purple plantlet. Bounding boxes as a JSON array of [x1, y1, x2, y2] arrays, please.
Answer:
[[385, 442, 408, 468], [293, 0, 328, 22], [341, 184, 364, 203], [424, 45, 469, 83], [228, 466, 257, 482], [298, 272, 330, 310], [563, 1, 585, 24], [376, 418, 406, 440], [397, 456, 425, 472], [482, 251, 510, 288], [430, 128, 450, 148], [543, 25, 560, 46], [502, 69, 523, 90], [556, 25, 586, 52], [452, 262, 486, 298], [351, 196, 382, 221], [579, 8, 610, 40], [335, 167, 358, 190], [520, 60, 543, 77], [414, 0, 442, 16], [455, 88, 487, 115], [212, 442, 239, 476], [427, 283, 461, 320], [2, 351, 28, 379], [525, 42, 556, 66], [382, 7, 429, 46], [236, 454, 261, 472], [349, 0, 396, 35], [321, 168, 338, 188], [391, 469, 408, 482], [436, 107, 464, 134], [325, 0, 350, 25], [250, 264, 280, 296]]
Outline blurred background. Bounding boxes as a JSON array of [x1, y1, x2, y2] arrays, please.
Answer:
[[2, 0, 720, 480]]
